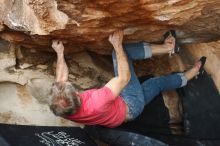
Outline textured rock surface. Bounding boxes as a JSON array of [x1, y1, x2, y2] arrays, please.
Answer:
[[1, 0, 220, 54], [0, 82, 79, 127], [183, 41, 220, 92]]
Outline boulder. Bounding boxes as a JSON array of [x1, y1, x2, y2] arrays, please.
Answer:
[[0, 0, 220, 54]]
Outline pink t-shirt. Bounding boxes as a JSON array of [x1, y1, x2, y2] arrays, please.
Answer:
[[65, 86, 127, 128]]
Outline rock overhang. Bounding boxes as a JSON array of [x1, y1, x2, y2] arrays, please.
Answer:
[[0, 0, 220, 54]]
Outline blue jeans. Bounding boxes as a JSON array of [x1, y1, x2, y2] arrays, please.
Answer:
[[112, 42, 187, 120]]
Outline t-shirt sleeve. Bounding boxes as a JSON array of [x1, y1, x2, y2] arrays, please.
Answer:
[[89, 86, 116, 109]]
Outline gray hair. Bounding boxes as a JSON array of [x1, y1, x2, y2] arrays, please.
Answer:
[[48, 82, 81, 116]]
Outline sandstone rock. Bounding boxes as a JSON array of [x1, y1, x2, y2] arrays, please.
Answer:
[[0, 23, 4, 31], [0, 68, 54, 85], [26, 78, 53, 104], [0, 82, 78, 126], [163, 90, 183, 135], [0, 0, 220, 54], [66, 52, 113, 90], [36, 64, 48, 70], [0, 0, 69, 35], [19, 63, 33, 69], [183, 40, 220, 92], [0, 40, 16, 70]]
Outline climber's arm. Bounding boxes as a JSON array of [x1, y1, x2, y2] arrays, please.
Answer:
[[52, 40, 69, 82], [105, 30, 131, 97]]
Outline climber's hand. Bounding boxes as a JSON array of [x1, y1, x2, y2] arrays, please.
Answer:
[[109, 30, 123, 50], [52, 40, 64, 54]]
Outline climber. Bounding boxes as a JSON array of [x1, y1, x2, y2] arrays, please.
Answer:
[[48, 30, 206, 128]]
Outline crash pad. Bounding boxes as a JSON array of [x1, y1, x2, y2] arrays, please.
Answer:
[[0, 124, 97, 146]]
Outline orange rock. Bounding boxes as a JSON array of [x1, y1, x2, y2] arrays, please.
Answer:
[[0, 0, 220, 54]]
